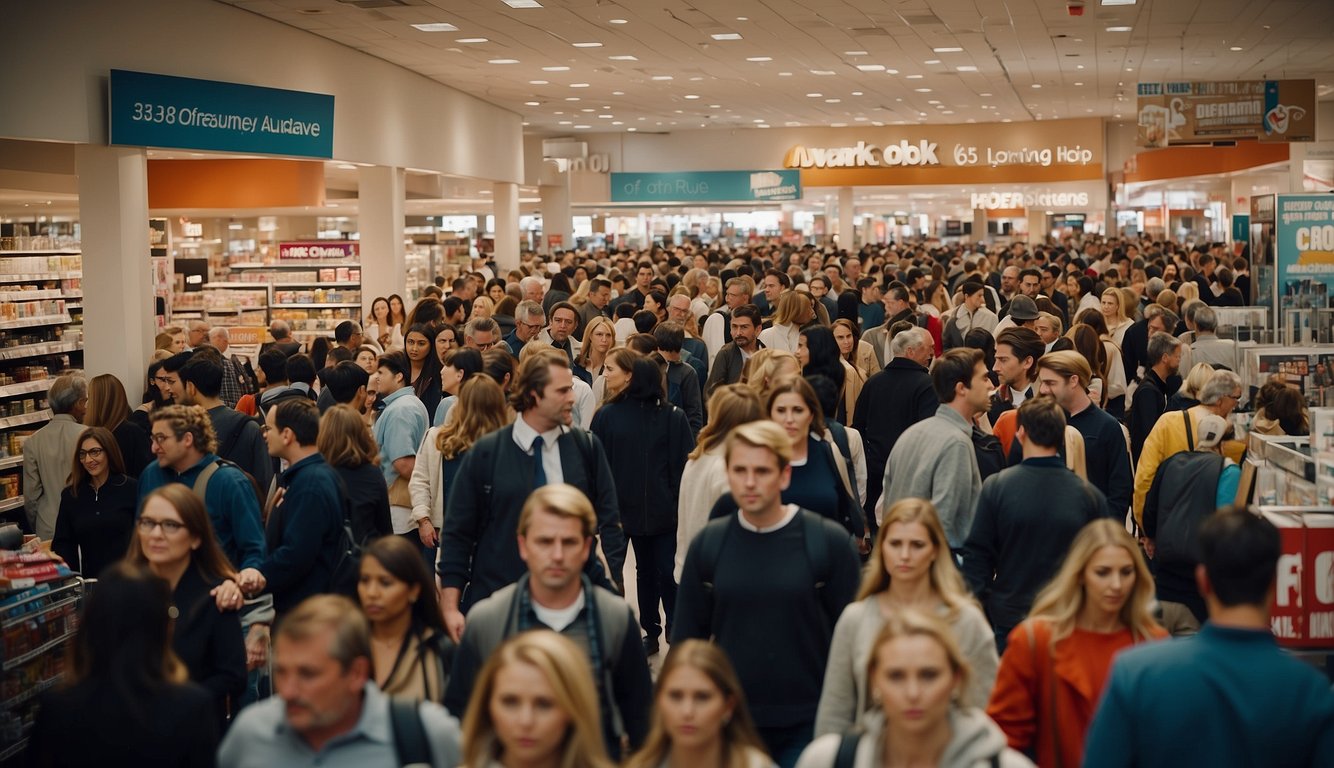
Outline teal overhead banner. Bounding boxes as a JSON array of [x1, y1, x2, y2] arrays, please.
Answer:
[[109, 69, 335, 158], [611, 170, 801, 203], [1232, 214, 1250, 243]]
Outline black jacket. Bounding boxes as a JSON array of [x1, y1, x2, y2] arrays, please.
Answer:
[[171, 563, 246, 728], [114, 419, 154, 475], [207, 405, 272, 492], [333, 462, 393, 544], [591, 399, 693, 537], [704, 341, 761, 400], [852, 358, 937, 519], [439, 425, 628, 609], [52, 474, 137, 578], [664, 360, 704, 437], [262, 454, 345, 615], [1128, 368, 1171, 463]]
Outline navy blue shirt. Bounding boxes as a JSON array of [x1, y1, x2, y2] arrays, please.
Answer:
[[783, 436, 840, 523], [262, 453, 345, 615], [138, 453, 265, 571]]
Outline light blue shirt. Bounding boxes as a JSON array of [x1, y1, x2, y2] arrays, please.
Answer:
[[372, 386, 429, 486], [218, 682, 462, 768], [433, 394, 457, 427]]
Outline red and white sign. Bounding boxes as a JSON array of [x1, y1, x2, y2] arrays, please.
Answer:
[[278, 241, 359, 260]]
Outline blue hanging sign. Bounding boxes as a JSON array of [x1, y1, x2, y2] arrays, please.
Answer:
[[109, 69, 335, 159], [611, 170, 801, 203]]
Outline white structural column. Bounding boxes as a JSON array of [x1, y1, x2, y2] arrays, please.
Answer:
[[493, 182, 520, 272], [358, 166, 405, 306], [838, 187, 856, 250], [538, 161, 572, 254], [1027, 210, 1050, 246], [76, 145, 153, 403], [973, 208, 988, 244]]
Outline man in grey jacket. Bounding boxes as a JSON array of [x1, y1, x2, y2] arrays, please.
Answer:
[[882, 348, 988, 550], [22, 373, 87, 539], [444, 484, 651, 760]]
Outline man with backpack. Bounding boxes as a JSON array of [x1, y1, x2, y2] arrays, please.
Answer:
[[1140, 413, 1239, 636], [673, 421, 860, 768], [174, 351, 274, 493]]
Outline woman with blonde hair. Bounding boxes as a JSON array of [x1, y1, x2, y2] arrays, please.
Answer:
[[1177, 279, 1200, 307], [1167, 361, 1214, 412], [987, 519, 1166, 768], [815, 499, 997, 736], [674, 385, 764, 581], [1155, 287, 1179, 318], [740, 348, 800, 400], [1099, 288, 1133, 349], [800, 611, 1032, 768], [409, 376, 510, 552], [461, 630, 612, 768], [578, 316, 617, 398], [318, 404, 392, 544], [757, 291, 812, 353], [626, 640, 773, 768], [469, 294, 495, 321], [85, 373, 153, 472]]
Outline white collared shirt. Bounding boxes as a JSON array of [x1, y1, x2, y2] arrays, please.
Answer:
[[532, 590, 586, 632], [512, 416, 565, 484], [738, 503, 800, 533]]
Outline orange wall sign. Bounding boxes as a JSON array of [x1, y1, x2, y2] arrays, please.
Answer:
[[783, 118, 1105, 187], [1121, 142, 1289, 184], [147, 158, 325, 208]]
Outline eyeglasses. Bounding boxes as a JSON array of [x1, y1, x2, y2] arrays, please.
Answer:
[[137, 517, 186, 534], [474, 339, 500, 350], [517, 320, 544, 333], [153, 376, 177, 385], [149, 433, 175, 445], [77, 448, 105, 460]]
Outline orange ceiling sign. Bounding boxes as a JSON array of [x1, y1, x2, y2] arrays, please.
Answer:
[[784, 118, 1106, 186], [1122, 142, 1289, 184], [147, 159, 325, 208]]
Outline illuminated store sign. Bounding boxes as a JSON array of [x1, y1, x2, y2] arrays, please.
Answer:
[[971, 190, 1091, 210], [784, 139, 1094, 170]]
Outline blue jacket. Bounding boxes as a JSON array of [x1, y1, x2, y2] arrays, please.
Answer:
[[138, 454, 265, 571], [1084, 622, 1334, 768], [261, 453, 345, 615]]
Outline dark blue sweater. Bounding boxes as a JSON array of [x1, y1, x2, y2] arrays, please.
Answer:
[[262, 453, 344, 614]]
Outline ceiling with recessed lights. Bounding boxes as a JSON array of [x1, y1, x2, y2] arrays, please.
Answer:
[[215, 0, 1334, 133]]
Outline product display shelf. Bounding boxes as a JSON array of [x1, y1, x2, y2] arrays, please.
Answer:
[[0, 577, 83, 761], [0, 251, 83, 524], [218, 257, 363, 333]]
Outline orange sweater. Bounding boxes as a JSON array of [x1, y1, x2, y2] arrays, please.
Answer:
[[987, 618, 1167, 768]]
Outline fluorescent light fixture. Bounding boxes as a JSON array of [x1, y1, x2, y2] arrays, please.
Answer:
[[915, 88, 932, 93], [524, 101, 540, 106], [336, 163, 357, 170], [851, 91, 863, 96], [612, 91, 625, 95], [1031, 83, 1042, 88], [457, 37, 488, 43], [1101, 0, 1136, 5], [572, 42, 602, 48], [559, 120, 572, 125], [609, 18, 628, 24], [609, 55, 638, 61], [711, 32, 742, 40], [570, 82, 589, 88], [684, 94, 700, 99], [906, 74, 924, 79], [752, 119, 765, 123], [1074, 82, 1084, 86], [529, 79, 549, 85], [825, 98, 841, 103], [778, 71, 793, 76], [574, 124, 591, 128], [612, 121, 623, 125], [857, 64, 885, 72], [1230, 46, 1243, 51], [651, 75, 673, 81], [599, 114, 613, 118], [746, 56, 773, 62], [933, 46, 963, 53], [811, 69, 836, 76], [844, 50, 868, 56], [1105, 26, 1132, 32], [806, 92, 822, 97], [412, 22, 458, 32], [886, 69, 899, 74], [564, 97, 579, 101], [925, 59, 941, 64], [627, 127, 637, 132], [488, 58, 519, 64], [956, 65, 978, 72], [542, 66, 570, 71], [502, 0, 543, 8]]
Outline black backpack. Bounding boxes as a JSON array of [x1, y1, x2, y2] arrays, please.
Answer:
[[389, 697, 432, 767], [695, 510, 835, 613], [1150, 413, 1225, 564], [971, 426, 1007, 481]]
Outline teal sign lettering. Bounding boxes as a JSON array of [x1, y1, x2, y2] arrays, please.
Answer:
[[109, 70, 335, 159], [611, 171, 801, 203]]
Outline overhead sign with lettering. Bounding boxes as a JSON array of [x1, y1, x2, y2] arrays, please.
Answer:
[[611, 170, 801, 203], [1275, 195, 1334, 311], [109, 69, 335, 158], [278, 241, 359, 260], [1136, 80, 1315, 148], [971, 190, 1091, 210]]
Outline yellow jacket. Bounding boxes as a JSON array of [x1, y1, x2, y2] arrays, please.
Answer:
[[1133, 405, 1245, 525]]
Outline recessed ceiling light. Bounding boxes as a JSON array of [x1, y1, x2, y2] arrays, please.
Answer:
[[709, 104, 721, 108], [1031, 83, 1042, 88], [915, 88, 932, 93], [553, 111, 563, 115], [336, 163, 357, 170], [736, 17, 748, 21], [542, 66, 570, 71], [933, 47, 964, 53], [559, 120, 572, 125], [806, 93, 822, 97], [980, 92, 992, 96], [927, 99, 941, 104], [608, 55, 638, 61], [906, 74, 924, 79], [851, 91, 863, 96], [609, 18, 628, 24], [778, 72, 792, 76], [752, 118, 765, 123], [811, 70, 836, 76], [1077, 64, 1085, 69], [956, 65, 978, 72], [1074, 82, 1084, 86], [747, 56, 773, 62], [529, 79, 548, 85], [1230, 46, 1243, 51], [1106, 26, 1132, 32], [411, 22, 458, 32], [712, 33, 743, 40], [844, 50, 868, 56], [598, 114, 613, 118], [612, 90, 625, 95], [825, 98, 841, 103], [488, 58, 519, 64], [1126, 67, 1134, 72], [565, 97, 579, 101], [885, 69, 899, 75], [502, 0, 542, 8], [574, 124, 591, 128], [689, 76, 704, 81], [685, 94, 700, 99], [612, 121, 623, 125], [943, 110, 955, 115], [651, 75, 673, 81], [570, 82, 589, 88], [457, 37, 489, 43], [857, 64, 885, 72], [524, 101, 540, 106], [1101, 0, 1137, 5], [572, 42, 602, 48], [627, 127, 637, 132], [925, 59, 941, 65]]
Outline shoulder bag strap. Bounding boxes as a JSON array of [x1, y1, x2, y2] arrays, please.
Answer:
[[833, 731, 861, 768], [389, 696, 432, 767], [1183, 409, 1195, 451], [191, 460, 222, 501]]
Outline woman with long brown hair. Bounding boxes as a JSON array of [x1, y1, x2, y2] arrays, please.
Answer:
[[317, 404, 392, 544], [988, 519, 1166, 768], [626, 640, 773, 768], [126, 484, 246, 728], [409, 376, 510, 558], [357, 535, 455, 702], [85, 373, 153, 472], [52, 427, 137, 578]]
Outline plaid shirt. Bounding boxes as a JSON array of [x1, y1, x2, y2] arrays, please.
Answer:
[[219, 356, 245, 408]]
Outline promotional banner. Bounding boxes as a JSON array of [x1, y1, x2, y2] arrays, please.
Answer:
[[278, 241, 359, 261], [611, 170, 800, 203], [110, 69, 335, 158], [1276, 194, 1334, 310], [1136, 80, 1315, 147]]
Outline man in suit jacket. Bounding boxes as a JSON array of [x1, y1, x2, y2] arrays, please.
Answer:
[[437, 350, 627, 640], [861, 284, 917, 368], [260, 319, 302, 358], [704, 304, 763, 400], [852, 327, 937, 528]]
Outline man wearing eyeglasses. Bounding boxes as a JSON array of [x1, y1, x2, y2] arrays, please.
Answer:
[[22, 374, 88, 540], [463, 316, 502, 352], [702, 277, 752, 368], [505, 300, 546, 356]]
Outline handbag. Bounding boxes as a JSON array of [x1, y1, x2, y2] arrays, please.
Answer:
[[388, 475, 413, 508]]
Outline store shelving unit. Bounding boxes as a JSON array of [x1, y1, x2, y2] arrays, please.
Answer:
[[0, 577, 83, 760], [227, 257, 363, 345], [0, 250, 83, 525]]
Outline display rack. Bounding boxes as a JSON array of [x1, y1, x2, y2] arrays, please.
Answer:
[[0, 251, 83, 527], [225, 254, 362, 345], [0, 576, 83, 760]]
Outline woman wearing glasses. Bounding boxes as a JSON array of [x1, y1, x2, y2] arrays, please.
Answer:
[[52, 427, 138, 578], [126, 483, 246, 729]]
